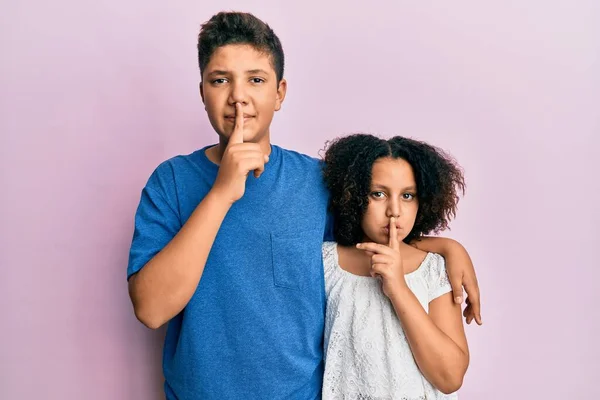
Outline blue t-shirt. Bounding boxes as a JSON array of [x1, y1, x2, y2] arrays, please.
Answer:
[[128, 144, 332, 400]]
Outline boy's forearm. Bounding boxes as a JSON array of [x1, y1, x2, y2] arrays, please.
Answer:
[[412, 236, 461, 257], [129, 189, 231, 329], [388, 287, 468, 394]]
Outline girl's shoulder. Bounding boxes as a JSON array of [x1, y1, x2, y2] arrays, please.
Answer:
[[322, 241, 337, 255], [417, 252, 451, 301], [401, 244, 432, 274], [322, 241, 338, 262], [322, 241, 340, 276]]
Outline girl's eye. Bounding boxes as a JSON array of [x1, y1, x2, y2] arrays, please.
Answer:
[[403, 193, 416, 200], [370, 191, 386, 199]]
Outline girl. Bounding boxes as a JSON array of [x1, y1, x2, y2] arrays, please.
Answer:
[[321, 134, 469, 399]]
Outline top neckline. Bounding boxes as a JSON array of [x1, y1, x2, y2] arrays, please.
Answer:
[[329, 242, 434, 282]]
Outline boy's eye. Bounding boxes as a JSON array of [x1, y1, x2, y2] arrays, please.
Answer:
[[370, 191, 386, 199], [212, 78, 228, 84], [251, 77, 265, 84]]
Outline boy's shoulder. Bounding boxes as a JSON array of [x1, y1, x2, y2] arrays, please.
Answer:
[[157, 148, 207, 170], [144, 147, 210, 189], [152, 145, 319, 176], [275, 145, 322, 167]]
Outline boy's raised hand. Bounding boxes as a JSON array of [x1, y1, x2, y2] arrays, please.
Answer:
[[212, 102, 269, 204], [357, 217, 407, 299], [228, 102, 246, 145]]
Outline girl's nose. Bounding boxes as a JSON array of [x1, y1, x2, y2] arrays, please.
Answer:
[[386, 200, 400, 218]]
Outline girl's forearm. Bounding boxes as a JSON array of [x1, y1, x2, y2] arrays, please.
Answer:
[[388, 286, 469, 394]]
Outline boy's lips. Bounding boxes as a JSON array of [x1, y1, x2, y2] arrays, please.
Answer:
[[224, 114, 255, 120]]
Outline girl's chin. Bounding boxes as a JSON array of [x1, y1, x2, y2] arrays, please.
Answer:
[[363, 231, 407, 245], [362, 234, 387, 245]]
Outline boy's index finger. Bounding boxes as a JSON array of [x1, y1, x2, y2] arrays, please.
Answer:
[[229, 102, 244, 145], [389, 217, 400, 251]]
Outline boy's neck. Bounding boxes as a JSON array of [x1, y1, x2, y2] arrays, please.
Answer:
[[205, 136, 272, 165]]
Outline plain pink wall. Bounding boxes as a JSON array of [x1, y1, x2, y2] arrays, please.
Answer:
[[1, 1, 598, 399]]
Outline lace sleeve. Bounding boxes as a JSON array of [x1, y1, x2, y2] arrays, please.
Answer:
[[427, 254, 453, 302]]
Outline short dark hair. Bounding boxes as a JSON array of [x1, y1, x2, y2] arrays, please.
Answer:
[[197, 11, 285, 82], [322, 134, 466, 245]]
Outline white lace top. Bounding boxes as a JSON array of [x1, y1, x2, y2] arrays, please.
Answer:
[[322, 241, 457, 400]]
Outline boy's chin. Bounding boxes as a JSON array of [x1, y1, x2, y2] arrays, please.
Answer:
[[220, 130, 269, 143]]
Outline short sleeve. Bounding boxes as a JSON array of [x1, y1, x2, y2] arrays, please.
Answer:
[[127, 165, 182, 279], [427, 254, 453, 302]]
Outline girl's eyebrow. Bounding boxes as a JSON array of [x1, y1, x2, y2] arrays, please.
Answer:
[[370, 183, 389, 190], [370, 183, 417, 191]]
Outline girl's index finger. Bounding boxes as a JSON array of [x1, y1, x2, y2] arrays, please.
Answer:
[[389, 217, 400, 251], [356, 242, 392, 256]]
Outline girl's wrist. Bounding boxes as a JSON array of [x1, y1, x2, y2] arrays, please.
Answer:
[[387, 280, 410, 301]]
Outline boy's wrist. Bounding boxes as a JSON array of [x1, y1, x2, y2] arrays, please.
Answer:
[[208, 186, 236, 206], [206, 187, 236, 208]]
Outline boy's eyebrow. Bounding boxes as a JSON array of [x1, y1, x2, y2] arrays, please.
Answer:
[[246, 69, 269, 75], [206, 70, 229, 77], [206, 69, 270, 77]]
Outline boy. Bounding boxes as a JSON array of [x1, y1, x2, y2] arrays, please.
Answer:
[[127, 11, 481, 400]]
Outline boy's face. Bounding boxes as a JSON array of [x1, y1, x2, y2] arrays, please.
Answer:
[[200, 44, 287, 146], [361, 157, 419, 244]]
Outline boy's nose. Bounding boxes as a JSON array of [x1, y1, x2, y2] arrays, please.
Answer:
[[229, 83, 248, 105]]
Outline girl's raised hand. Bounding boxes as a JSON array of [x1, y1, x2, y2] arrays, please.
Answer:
[[357, 217, 408, 299]]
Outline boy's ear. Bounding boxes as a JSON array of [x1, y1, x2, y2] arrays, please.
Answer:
[[274, 79, 287, 112], [199, 82, 205, 104]]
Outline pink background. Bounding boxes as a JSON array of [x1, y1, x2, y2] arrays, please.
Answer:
[[1, 1, 598, 399]]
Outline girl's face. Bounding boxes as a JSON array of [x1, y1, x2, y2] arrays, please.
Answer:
[[361, 157, 419, 244]]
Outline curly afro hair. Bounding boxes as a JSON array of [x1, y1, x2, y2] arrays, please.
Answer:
[[322, 134, 465, 245]]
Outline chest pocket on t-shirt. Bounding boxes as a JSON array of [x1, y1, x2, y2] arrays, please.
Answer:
[[270, 229, 322, 291]]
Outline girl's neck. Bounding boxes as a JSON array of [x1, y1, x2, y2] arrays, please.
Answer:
[[337, 244, 372, 277], [337, 242, 428, 277]]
